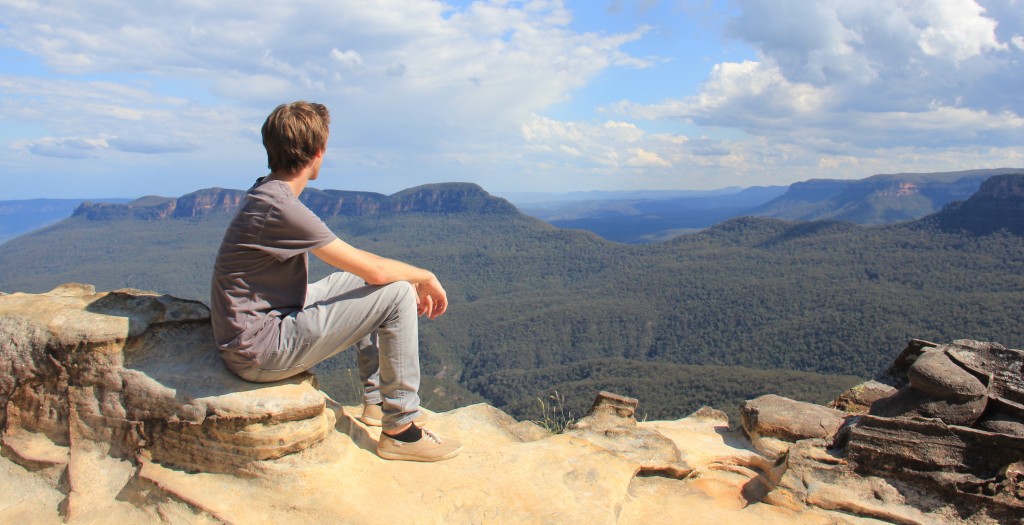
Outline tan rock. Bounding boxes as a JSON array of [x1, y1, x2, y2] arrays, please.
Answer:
[[0, 284, 334, 476], [829, 380, 898, 414], [739, 394, 849, 456], [4, 287, 1011, 524], [908, 350, 987, 400], [567, 391, 690, 478]]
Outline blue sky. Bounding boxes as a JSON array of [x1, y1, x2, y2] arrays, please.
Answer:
[[1, 0, 1022, 199]]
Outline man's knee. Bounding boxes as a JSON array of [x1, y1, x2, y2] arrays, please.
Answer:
[[381, 281, 416, 308]]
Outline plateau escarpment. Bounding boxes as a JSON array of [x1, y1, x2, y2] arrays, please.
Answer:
[[72, 182, 515, 221], [2, 285, 1023, 524]]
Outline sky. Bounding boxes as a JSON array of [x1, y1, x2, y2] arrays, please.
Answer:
[[1, 0, 1023, 199]]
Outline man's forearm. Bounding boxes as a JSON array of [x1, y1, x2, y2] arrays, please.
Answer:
[[360, 251, 435, 286], [312, 239, 435, 286]]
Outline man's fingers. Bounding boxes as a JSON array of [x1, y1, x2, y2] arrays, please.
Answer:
[[419, 294, 434, 317], [430, 297, 447, 319]]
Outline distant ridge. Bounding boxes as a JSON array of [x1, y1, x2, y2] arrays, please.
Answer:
[[749, 168, 1022, 224], [72, 182, 516, 221], [74, 188, 244, 220], [926, 173, 1024, 235]]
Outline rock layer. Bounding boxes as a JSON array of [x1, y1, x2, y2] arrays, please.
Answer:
[[0, 284, 334, 482]]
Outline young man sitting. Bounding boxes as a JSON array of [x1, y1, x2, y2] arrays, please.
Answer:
[[210, 101, 460, 462]]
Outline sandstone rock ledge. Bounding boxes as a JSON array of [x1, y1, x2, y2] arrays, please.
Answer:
[[0, 285, 1020, 524]]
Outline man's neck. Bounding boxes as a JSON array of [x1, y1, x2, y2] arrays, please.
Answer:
[[266, 149, 323, 197], [266, 168, 311, 197]]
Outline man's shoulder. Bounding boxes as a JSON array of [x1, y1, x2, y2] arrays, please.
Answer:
[[244, 180, 304, 212], [249, 179, 292, 199]]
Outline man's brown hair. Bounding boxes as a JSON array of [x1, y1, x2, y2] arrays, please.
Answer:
[[261, 101, 330, 173]]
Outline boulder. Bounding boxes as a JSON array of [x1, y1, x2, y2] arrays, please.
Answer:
[[739, 394, 848, 457], [870, 386, 988, 427], [828, 380, 897, 414], [0, 284, 333, 481], [746, 339, 1024, 523], [759, 439, 942, 525], [908, 350, 987, 401], [845, 415, 1024, 522], [947, 340, 1024, 420], [846, 338, 1024, 522]]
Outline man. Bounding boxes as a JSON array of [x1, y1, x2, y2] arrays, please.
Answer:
[[210, 101, 460, 462]]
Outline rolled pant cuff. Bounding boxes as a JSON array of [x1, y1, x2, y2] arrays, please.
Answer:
[[383, 410, 423, 431]]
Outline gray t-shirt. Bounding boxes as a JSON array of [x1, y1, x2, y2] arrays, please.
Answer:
[[210, 178, 336, 371]]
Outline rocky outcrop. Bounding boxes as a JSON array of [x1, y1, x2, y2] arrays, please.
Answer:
[[172, 188, 246, 218], [845, 339, 1024, 522], [739, 338, 1024, 524], [3, 285, 1023, 524], [0, 284, 334, 483]]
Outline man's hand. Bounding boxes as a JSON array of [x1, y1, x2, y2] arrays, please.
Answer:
[[414, 276, 448, 320]]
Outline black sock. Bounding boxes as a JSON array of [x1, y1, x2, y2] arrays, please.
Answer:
[[386, 423, 423, 443]]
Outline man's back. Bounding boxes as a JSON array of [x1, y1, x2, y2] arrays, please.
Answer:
[[210, 178, 334, 371]]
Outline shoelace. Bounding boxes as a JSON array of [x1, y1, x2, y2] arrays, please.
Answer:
[[421, 428, 443, 444]]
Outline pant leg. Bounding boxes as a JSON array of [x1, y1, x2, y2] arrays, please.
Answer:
[[357, 331, 383, 406], [308, 273, 382, 405], [251, 272, 422, 430]]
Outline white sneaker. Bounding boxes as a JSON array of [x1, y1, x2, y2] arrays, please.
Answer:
[[377, 428, 462, 462]]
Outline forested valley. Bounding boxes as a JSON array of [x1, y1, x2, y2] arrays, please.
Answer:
[[1, 177, 1022, 423]]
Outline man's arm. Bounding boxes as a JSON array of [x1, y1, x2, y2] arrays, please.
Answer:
[[311, 238, 447, 318]]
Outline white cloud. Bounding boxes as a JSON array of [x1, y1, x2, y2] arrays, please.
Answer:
[[22, 137, 107, 159], [612, 0, 1024, 155], [626, 147, 670, 168], [914, 0, 1007, 61], [0, 0, 649, 159], [330, 49, 364, 68], [0, 0, 1021, 197], [521, 115, 679, 170]]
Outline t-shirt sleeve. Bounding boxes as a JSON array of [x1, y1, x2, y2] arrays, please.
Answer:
[[259, 196, 337, 261]]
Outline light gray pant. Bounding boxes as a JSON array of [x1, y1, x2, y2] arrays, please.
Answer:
[[239, 272, 422, 430]]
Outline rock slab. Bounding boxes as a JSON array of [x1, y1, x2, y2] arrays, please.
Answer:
[[0, 284, 333, 483]]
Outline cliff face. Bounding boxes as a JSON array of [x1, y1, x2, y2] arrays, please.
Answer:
[[1, 285, 1022, 524], [930, 173, 1024, 235], [72, 182, 516, 221]]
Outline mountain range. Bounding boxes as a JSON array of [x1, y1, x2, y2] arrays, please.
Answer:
[[1, 173, 1022, 421], [522, 167, 1021, 242]]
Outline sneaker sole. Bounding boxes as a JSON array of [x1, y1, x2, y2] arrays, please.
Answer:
[[376, 446, 462, 462], [358, 414, 429, 427]]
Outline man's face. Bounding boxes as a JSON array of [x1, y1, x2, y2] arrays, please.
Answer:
[[310, 147, 325, 180]]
